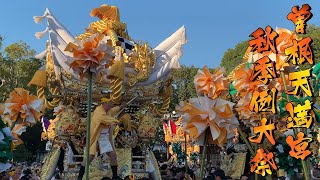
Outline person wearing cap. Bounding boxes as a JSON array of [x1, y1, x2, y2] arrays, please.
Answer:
[[78, 100, 129, 180]]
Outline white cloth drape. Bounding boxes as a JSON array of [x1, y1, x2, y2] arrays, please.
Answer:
[[34, 9, 187, 86]]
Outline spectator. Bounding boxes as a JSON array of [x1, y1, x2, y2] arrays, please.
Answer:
[[240, 174, 249, 180], [0, 171, 10, 180], [187, 168, 196, 179], [12, 167, 22, 180], [213, 168, 225, 180], [175, 168, 186, 180], [295, 173, 305, 180], [101, 177, 112, 180]]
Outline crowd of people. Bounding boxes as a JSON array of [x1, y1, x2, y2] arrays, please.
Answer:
[[0, 162, 41, 180], [0, 160, 236, 180], [0, 160, 314, 180], [158, 160, 237, 180], [157, 160, 307, 180]]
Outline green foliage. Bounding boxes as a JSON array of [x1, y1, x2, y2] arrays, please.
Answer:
[[0, 116, 13, 164], [12, 144, 33, 162], [220, 41, 248, 76], [278, 91, 313, 119], [3, 41, 36, 62], [299, 25, 320, 70], [0, 39, 43, 101], [276, 137, 302, 176], [190, 152, 199, 163], [0, 36, 45, 162], [172, 142, 186, 163], [169, 65, 198, 111]]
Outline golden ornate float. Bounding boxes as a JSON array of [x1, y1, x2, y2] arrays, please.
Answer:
[[31, 4, 186, 179]]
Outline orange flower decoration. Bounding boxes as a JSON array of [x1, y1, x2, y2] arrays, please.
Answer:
[[176, 96, 238, 145], [244, 28, 299, 70], [11, 124, 26, 145], [194, 67, 229, 99], [4, 88, 43, 124], [65, 33, 114, 80], [232, 64, 266, 97], [235, 93, 260, 127]]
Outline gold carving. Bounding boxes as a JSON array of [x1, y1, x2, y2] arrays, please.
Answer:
[[77, 4, 130, 43], [55, 106, 79, 137], [128, 42, 156, 86], [149, 79, 172, 115], [40, 147, 61, 180], [36, 45, 62, 110]]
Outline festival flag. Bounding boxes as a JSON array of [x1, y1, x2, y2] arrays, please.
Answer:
[[169, 120, 177, 135], [163, 122, 168, 135]]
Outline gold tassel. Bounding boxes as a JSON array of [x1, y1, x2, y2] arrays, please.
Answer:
[[107, 60, 125, 80], [35, 27, 49, 39], [152, 82, 173, 115], [37, 86, 61, 110], [108, 29, 119, 46], [33, 9, 49, 24], [110, 77, 123, 104], [108, 60, 124, 105], [28, 70, 47, 87]]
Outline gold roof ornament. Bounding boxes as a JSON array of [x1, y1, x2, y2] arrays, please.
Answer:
[[90, 4, 120, 22]]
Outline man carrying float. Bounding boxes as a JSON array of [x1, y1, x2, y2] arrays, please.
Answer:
[[78, 100, 131, 180]]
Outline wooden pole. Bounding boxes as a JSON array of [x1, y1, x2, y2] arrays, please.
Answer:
[[200, 129, 209, 179], [84, 72, 93, 180], [167, 142, 169, 161], [254, 143, 258, 180], [184, 133, 188, 175], [237, 126, 255, 155]]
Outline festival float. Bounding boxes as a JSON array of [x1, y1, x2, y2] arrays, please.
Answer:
[[20, 4, 187, 180], [2, 2, 320, 180]]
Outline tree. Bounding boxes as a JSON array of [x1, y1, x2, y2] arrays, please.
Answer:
[[0, 39, 43, 101], [298, 25, 320, 70], [169, 66, 199, 111], [0, 36, 45, 162], [220, 41, 248, 76]]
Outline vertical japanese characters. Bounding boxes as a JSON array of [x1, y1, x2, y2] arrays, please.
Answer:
[[247, 4, 315, 176]]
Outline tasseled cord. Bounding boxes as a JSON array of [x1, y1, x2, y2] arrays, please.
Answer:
[[35, 27, 49, 39], [34, 9, 50, 39], [33, 9, 50, 24]]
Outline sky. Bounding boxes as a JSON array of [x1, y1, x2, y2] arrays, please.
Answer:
[[0, 0, 320, 68]]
